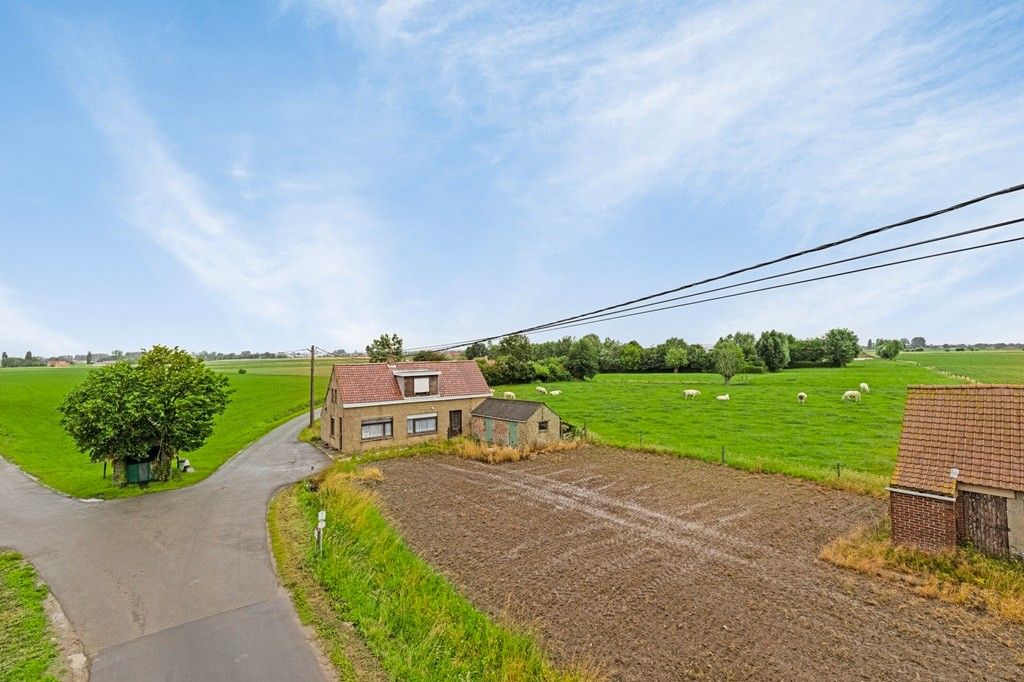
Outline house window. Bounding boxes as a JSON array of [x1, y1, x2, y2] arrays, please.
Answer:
[[413, 377, 430, 395], [538, 420, 549, 432], [361, 419, 393, 441], [407, 415, 438, 435], [330, 417, 335, 436]]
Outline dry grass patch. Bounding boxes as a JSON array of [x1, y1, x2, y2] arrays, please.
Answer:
[[437, 436, 585, 465], [822, 521, 1024, 623]]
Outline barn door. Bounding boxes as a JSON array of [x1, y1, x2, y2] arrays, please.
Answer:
[[961, 491, 1010, 558], [448, 410, 462, 437]]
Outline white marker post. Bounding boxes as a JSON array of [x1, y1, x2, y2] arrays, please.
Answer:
[[315, 510, 327, 556]]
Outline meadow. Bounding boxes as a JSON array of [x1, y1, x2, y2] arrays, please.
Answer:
[[906, 350, 1024, 384], [498, 360, 971, 494], [0, 358, 347, 499]]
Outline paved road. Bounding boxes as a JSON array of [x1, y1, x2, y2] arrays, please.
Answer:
[[0, 413, 332, 681]]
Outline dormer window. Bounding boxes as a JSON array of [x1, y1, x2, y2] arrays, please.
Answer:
[[413, 377, 430, 395], [393, 369, 440, 398]]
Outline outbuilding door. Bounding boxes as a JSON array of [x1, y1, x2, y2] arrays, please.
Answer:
[[509, 422, 518, 446], [448, 410, 462, 437], [961, 491, 1010, 558]]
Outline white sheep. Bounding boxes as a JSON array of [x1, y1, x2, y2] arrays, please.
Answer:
[[503, 391, 517, 400], [716, 394, 730, 401], [535, 386, 547, 394], [683, 389, 701, 399], [550, 390, 561, 396], [797, 392, 807, 404], [842, 390, 862, 402], [859, 382, 870, 394]]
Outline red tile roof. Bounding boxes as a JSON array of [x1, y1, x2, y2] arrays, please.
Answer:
[[332, 361, 490, 405], [892, 385, 1024, 496]]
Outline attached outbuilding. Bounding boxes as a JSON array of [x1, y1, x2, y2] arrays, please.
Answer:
[[889, 385, 1024, 560], [470, 398, 562, 448]]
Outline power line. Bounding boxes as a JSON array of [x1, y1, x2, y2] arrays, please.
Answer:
[[527, 233, 1024, 333], [493, 216, 1024, 334], [407, 182, 1024, 351]]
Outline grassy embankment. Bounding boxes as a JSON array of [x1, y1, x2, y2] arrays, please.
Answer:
[[0, 551, 61, 681], [270, 446, 597, 682], [0, 358, 351, 498], [498, 359, 964, 495], [822, 522, 1024, 623]]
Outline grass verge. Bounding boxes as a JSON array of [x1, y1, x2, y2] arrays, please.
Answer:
[[272, 457, 598, 681], [0, 551, 61, 682], [299, 419, 321, 444], [821, 521, 1024, 623]]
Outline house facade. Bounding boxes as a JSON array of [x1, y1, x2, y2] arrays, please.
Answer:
[[319, 361, 492, 453], [470, 398, 562, 448], [889, 384, 1024, 560]]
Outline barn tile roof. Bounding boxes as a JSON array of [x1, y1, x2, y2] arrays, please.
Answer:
[[892, 385, 1024, 496], [332, 361, 490, 405], [471, 397, 545, 422]]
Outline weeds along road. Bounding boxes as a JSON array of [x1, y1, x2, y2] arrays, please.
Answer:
[[0, 412, 331, 681]]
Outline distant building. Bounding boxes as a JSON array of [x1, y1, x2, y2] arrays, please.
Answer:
[[319, 361, 492, 453], [471, 398, 562, 448], [47, 359, 70, 368], [889, 385, 1024, 560]]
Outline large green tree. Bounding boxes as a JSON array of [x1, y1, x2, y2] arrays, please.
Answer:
[[665, 345, 689, 373], [713, 340, 745, 384], [565, 336, 600, 380], [60, 346, 231, 484], [822, 328, 860, 367], [464, 341, 488, 359], [618, 341, 645, 372], [755, 330, 790, 372], [366, 333, 404, 363], [875, 338, 902, 360]]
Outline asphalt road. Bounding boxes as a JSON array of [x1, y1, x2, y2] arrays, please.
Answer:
[[0, 412, 332, 681]]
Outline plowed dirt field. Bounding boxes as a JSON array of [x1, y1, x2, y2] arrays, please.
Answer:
[[373, 447, 1024, 680]]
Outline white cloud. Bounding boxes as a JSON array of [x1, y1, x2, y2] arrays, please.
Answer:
[[53, 27, 385, 348], [0, 284, 80, 356]]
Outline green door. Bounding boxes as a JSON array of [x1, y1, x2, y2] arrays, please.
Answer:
[[509, 422, 518, 446], [484, 417, 493, 442], [126, 463, 139, 484]]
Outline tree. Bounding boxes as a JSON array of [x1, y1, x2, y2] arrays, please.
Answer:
[[719, 332, 757, 363], [713, 340, 745, 384], [464, 341, 488, 359], [823, 328, 859, 367], [411, 350, 447, 361], [619, 341, 645, 372], [665, 345, 689, 373], [365, 333, 403, 363], [789, 336, 825, 363], [565, 336, 600, 380], [60, 346, 231, 484], [755, 330, 790, 372], [1, 352, 7, 368], [876, 338, 902, 360], [910, 336, 926, 349], [496, 334, 531, 363], [86, 351, 93, 365]]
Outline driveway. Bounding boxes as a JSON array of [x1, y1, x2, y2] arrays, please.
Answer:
[[0, 412, 331, 681]]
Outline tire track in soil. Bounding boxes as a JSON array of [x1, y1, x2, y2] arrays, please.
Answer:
[[374, 447, 1024, 680]]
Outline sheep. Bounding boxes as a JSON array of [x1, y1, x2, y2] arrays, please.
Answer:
[[683, 389, 701, 399], [550, 390, 562, 396], [859, 382, 870, 394], [842, 390, 861, 402], [797, 392, 807, 404], [503, 391, 517, 400], [536, 386, 548, 394], [716, 394, 730, 401]]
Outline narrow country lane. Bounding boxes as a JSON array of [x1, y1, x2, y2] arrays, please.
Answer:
[[0, 412, 332, 681]]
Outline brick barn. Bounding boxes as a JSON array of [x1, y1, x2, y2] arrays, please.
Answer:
[[889, 385, 1024, 560], [470, 398, 562, 448]]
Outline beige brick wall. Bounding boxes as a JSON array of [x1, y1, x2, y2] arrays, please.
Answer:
[[319, 381, 486, 453], [470, 403, 562, 447]]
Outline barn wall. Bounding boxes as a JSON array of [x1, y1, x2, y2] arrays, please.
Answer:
[[1008, 495, 1024, 560], [890, 491, 956, 552]]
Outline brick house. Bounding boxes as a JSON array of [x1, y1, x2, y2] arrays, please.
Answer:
[[889, 385, 1024, 559], [47, 359, 70, 367], [470, 398, 562, 448], [319, 361, 492, 453]]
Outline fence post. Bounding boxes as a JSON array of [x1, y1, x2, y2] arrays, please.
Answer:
[[835, 462, 842, 479], [721, 445, 726, 465]]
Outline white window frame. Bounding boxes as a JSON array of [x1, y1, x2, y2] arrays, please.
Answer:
[[407, 414, 438, 435], [361, 418, 393, 441], [413, 376, 430, 395]]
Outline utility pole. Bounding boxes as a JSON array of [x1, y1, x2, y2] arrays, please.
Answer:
[[309, 344, 316, 427]]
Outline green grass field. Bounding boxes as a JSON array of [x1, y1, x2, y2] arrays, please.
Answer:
[[906, 350, 1024, 384], [0, 551, 60, 682], [498, 359, 977, 493], [0, 358, 345, 499]]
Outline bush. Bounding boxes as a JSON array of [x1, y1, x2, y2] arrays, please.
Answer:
[[237, 368, 247, 374]]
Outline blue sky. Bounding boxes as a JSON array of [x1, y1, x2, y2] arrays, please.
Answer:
[[2, 1, 1023, 356]]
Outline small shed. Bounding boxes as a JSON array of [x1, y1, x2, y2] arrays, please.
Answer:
[[470, 398, 561, 448], [889, 385, 1024, 560]]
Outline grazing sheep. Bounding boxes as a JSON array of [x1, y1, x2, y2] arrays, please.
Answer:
[[859, 382, 870, 394], [550, 390, 561, 396], [842, 390, 862, 402], [683, 389, 701, 399], [716, 394, 730, 401], [797, 392, 807, 404], [503, 391, 517, 400], [536, 386, 548, 394]]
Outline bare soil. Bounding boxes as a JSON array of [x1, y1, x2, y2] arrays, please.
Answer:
[[373, 446, 1024, 680]]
